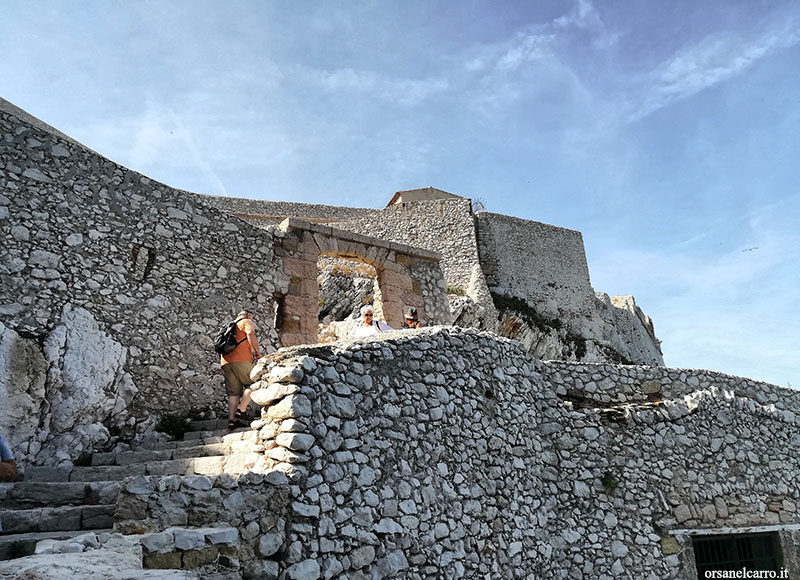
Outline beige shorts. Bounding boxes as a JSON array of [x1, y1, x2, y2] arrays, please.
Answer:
[[222, 361, 255, 397]]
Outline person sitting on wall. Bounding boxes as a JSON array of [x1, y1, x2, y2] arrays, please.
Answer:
[[350, 305, 393, 338], [221, 309, 262, 430], [401, 307, 422, 329], [0, 433, 16, 482]]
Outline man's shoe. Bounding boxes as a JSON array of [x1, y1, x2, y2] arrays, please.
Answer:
[[235, 409, 253, 422]]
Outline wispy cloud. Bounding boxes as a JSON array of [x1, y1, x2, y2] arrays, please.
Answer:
[[295, 66, 448, 106], [626, 16, 800, 121]]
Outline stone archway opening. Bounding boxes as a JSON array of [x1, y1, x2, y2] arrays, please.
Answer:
[[317, 256, 379, 342], [275, 218, 449, 347]]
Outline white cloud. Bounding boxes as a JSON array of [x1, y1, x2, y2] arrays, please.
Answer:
[[626, 17, 800, 121], [554, 0, 602, 31]]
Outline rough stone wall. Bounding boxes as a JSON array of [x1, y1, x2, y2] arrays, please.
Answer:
[[0, 103, 288, 426], [114, 472, 291, 578], [336, 198, 480, 291], [237, 328, 798, 579]]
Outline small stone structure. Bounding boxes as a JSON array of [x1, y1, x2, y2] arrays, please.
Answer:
[[274, 218, 452, 346]]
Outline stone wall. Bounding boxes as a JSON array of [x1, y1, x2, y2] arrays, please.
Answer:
[[114, 472, 291, 578], [199, 195, 378, 225], [0, 101, 288, 432], [235, 327, 798, 579], [476, 211, 596, 317]]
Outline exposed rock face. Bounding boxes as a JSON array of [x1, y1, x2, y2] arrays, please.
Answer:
[[0, 321, 48, 457], [317, 257, 375, 324], [0, 304, 137, 468]]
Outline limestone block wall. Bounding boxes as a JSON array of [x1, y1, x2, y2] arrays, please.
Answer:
[[238, 328, 798, 579], [0, 103, 288, 423], [114, 472, 291, 578], [538, 360, 800, 410], [476, 211, 596, 318], [335, 198, 481, 291]]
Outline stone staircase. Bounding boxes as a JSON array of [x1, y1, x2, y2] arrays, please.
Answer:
[[0, 418, 259, 561]]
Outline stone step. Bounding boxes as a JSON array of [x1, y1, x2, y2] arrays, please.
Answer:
[[182, 426, 254, 441], [25, 456, 229, 482], [0, 504, 115, 534], [0, 528, 113, 561], [90, 443, 230, 466], [141, 427, 255, 450], [0, 481, 120, 509]]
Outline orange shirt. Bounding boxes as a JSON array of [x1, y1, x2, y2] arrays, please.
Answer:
[[220, 318, 256, 365]]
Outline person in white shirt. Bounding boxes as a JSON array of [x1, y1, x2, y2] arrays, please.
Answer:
[[350, 305, 393, 338]]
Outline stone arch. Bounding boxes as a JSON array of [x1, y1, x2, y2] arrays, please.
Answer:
[[274, 218, 449, 347]]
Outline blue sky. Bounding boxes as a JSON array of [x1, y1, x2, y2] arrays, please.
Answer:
[[2, 1, 798, 387]]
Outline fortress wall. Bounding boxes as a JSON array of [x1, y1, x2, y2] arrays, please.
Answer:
[[239, 328, 800, 579], [0, 106, 288, 427], [476, 211, 597, 318], [199, 195, 379, 224], [335, 198, 481, 290]]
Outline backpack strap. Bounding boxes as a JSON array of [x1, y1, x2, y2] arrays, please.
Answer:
[[233, 318, 248, 346]]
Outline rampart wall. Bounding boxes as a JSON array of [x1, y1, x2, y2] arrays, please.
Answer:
[[200, 195, 378, 224], [476, 211, 596, 317], [0, 102, 288, 448]]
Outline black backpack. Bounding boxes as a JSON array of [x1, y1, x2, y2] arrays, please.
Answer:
[[213, 318, 247, 354]]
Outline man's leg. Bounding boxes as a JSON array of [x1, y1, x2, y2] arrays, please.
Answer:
[[238, 388, 253, 414], [228, 395, 240, 421], [222, 364, 243, 423]]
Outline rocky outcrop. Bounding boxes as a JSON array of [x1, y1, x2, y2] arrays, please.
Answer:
[[0, 304, 138, 469], [317, 258, 375, 324]]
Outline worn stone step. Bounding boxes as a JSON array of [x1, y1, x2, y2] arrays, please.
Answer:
[[91, 443, 231, 466], [25, 456, 229, 482], [0, 504, 115, 534], [137, 427, 254, 451], [0, 528, 112, 561], [182, 427, 253, 441], [0, 481, 120, 509]]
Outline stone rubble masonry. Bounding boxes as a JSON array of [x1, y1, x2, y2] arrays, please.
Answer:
[[0, 100, 289, 424], [199, 195, 379, 226], [334, 197, 480, 292], [237, 326, 799, 580], [113, 471, 290, 578]]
